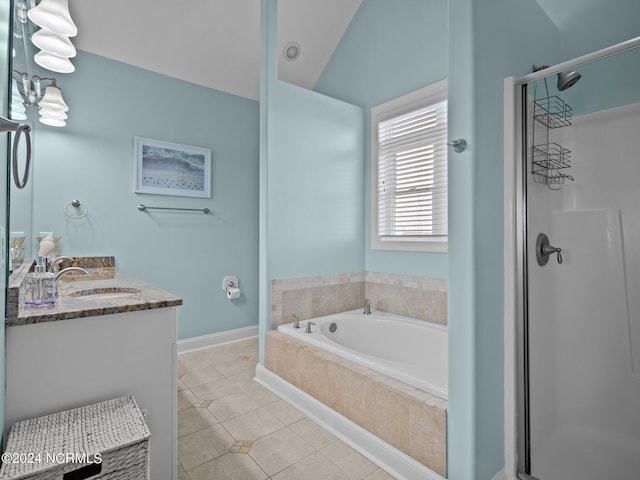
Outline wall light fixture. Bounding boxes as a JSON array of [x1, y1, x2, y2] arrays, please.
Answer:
[[27, 0, 77, 74], [14, 71, 69, 127]]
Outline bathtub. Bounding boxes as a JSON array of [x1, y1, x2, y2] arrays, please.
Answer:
[[278, 309, 447, 399]]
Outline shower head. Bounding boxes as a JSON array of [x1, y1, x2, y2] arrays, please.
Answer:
[[557, 70, 581, 91]]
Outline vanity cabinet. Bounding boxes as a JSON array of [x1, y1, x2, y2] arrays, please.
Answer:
[[5, 307, 178, 480]]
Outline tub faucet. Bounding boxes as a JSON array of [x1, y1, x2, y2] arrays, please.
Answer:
[[292, 314, 300, 329], [305, 321, 316, 334], [364, 298, 371, 315]]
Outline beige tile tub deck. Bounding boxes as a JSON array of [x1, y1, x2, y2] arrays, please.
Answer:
[[265, 331, 447, 477]]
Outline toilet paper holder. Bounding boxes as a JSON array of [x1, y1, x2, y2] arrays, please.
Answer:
[[222, 276, 238, 291]]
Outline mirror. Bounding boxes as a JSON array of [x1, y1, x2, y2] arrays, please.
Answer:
[[8, 0, 60, 275], [8, 2, 32, 274]]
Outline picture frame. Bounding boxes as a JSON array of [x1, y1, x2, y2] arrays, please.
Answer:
[[134, 136, 212, 198]]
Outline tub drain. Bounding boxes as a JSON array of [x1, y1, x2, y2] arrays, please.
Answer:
[[329, 322, 337, 333]]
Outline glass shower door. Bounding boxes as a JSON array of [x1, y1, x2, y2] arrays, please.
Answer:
[[523, 44, 640, 480]]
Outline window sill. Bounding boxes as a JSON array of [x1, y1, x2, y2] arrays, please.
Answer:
[[371, 238, 448, 253]]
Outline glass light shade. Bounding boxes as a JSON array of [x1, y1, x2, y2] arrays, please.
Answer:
[[39, 116, 66, 127], [11, 111, 28, 121], [10, 80, 27, 120], [10, 102, 27, 121], [11, 79, 24, 104], [27, 0, 77, 37], [32, 29, 76, 58], [38, 85, 69, 111], [34, 50, 75, 73], [39, 107, 68, 120]]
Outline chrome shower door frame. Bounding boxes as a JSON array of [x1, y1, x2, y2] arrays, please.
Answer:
[[503, 35, 640, 480]]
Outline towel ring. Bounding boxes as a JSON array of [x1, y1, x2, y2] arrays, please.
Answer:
[[12, 125, 32, 189], [64, 199, 88, 219]]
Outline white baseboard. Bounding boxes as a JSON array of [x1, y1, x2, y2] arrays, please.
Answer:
[[177, 325, 258, 354], [255, 364, 445, 480]]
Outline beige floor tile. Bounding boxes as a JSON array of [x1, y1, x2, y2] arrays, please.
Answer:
[[321, 440, 378, 479], [190, 377, 243, 401], [271, 451, 349, 480], [365, 469, 397, 480], [177, 389, 198, 411], [215, 359, 259, 378], [290, 418, 338, 449], [263, 399, 306, 425], [225, 372, 256, 384], [181, 366, 225, 388], [187, 453, 267, 480], [222, 406, 286, 441], [178, 407, 219, 437], [178, 351, 215, 374], [178, 424, 235, 471], [249, 427, 315, 476], [177, 337, 397, 480], [236, 379, 281, 405], [177, 462, 189, 480], [207, 392, 261, 422]]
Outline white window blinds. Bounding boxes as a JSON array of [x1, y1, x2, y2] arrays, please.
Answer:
[[373, 84, 448, 251]]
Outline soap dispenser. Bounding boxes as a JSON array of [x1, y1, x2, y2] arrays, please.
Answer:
[[40, 257, 56, 305], [22, 256, 56, 307]]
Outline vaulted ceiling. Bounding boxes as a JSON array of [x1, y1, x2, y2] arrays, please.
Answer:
[[69, 0, 362, 101]]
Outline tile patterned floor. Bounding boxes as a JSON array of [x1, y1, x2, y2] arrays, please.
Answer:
[[177, 337, 397, 480]]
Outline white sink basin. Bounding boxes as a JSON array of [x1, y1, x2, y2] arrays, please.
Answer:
[[67, 287, 142, 300]]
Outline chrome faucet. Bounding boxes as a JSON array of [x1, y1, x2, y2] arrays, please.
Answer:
[[305, 321, 315, 334], [49, 256, 74, 273], [55, 267, 89, 291], [292, 314, 300, 329], [364, 298, 371, 314]]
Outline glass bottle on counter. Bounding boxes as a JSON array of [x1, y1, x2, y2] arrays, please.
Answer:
[[21, 257, 56, 307]]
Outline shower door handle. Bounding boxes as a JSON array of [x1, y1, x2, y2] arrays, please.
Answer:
[[536, 233, 563, 266]]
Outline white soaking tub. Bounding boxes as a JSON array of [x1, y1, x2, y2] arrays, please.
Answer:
[[278, 309, 448, 399]]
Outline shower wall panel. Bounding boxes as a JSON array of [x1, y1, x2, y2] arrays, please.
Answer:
[[527, 101, 640, 480]]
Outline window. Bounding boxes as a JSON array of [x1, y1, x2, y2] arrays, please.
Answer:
[[371, 80, 448, 252]]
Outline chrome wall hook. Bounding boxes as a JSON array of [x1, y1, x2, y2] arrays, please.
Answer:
[[448, 138, 467, 153]]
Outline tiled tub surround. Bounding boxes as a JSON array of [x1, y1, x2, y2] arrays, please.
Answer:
[[265, 331, 447, 477], [271, 272, 365, 328], [365, 272, 447, 325], [271, 271, 447, 329]]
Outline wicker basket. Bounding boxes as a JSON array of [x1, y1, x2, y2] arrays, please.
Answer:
[[0, 396, 150, 480]]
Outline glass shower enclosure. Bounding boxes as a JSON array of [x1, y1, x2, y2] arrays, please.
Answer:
[[514, 38, 640, 480]]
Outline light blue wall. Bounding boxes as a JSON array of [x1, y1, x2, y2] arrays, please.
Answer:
[[446, 0, 476, 476], [314, 0, 448, 279], [557, 0, 640, 61], [266, 81, 364, 279], [470, 2, 562, 478], [259, 0, 364, 362], [29, 51, 260, 340]]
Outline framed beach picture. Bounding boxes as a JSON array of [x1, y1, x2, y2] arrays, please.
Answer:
[[134, 137, 212, 198]]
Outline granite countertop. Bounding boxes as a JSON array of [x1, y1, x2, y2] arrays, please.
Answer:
[[7, 260, 182, 327]]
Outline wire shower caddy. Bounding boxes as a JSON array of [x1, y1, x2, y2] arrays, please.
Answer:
[[531, 94, 575, 189]]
